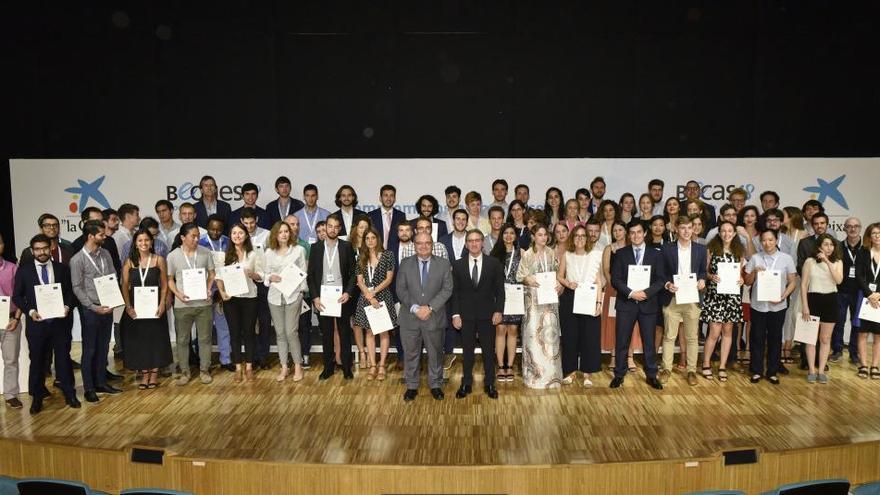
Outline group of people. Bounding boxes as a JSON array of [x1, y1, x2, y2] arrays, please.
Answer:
[[2, 174, 879, 412]]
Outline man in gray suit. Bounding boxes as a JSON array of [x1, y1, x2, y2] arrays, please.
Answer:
[[396, 232, 454, 402]]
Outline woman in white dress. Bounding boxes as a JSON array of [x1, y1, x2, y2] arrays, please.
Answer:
[[516, 224, 564, 389]]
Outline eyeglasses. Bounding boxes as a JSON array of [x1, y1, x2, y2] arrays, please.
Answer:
[[845, 225, 861, 229], [41, 223, 60, 229]]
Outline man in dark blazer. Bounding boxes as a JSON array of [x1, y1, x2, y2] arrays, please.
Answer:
[[396, 232, 454, 401], [610, 221, 666, 390], [367, 185, 407, 250], [228, 183, 270, 231], [12, 234, 80, 414], [439, 210, 469, 263], [450, 229, 505, 399], [194, 175, 232, 229], [411, 194, 449, 241], [306, 214, 358, 379], [331, 185, 366, 238], [658, 215, 708, 386], [265, 175, 305, 227]]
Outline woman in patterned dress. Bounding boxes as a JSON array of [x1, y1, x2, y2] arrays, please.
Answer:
[[354, 228, 397, 381]]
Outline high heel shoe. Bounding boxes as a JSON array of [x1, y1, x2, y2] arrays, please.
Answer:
[[292, 366, 304, 382], [276, 366, 288, 382], [234, 367, 243, 383], [366, 365, 377, 381], [377, 365, 386, 381], [245, 366, 255, 382], [359, 351, 368, 369]]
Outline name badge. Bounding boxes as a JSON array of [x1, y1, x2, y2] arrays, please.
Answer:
[[308, 237, 317, 244], [870, 283, 878, 293], [325, 274, 335, 283], [849, 267, 856, 278]]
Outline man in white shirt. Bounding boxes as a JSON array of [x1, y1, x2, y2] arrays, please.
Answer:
[[488, 179, 509, 212], [154, 200, 181, 248], [440, 210, 468, 261], [112, 203, 140, 254], [649, 179, 665, 216], [294, 184, 330, 244]]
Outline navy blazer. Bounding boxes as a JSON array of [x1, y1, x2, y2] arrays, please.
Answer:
[[367, 207, 407, 248], [265, 198, 305, 226], [12, 260, 75, 327], [440, 232, 467, 261], [194, 199, 232, 229], [659, 241, 708, 307], [229, 205, 271, 232], [409, 217, 448, 241], [331, 208, 367, 237], [611, 244, 666, 314]]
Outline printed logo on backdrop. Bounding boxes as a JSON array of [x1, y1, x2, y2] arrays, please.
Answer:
[[804, 175, 849, 235], [59, 176, 112, 236], [675, 182, 756, 202], [165, 181, 256, 203]]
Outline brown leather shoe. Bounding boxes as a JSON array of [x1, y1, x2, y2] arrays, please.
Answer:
[[658, 369, 671, 384], [687, 371, 698, 386], [5, 397, 23, 409]]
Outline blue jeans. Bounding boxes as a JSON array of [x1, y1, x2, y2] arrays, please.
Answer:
[[213, 302, 231, 364], [80, 309, 113, 391], [833, 289, 860, 358]]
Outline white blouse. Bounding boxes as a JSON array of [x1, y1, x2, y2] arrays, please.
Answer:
[[260, 245, 308, 305]]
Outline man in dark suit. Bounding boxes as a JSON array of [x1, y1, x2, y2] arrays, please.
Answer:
[[367, 185, 407, 250], [609, 221, 666, 390], [307, 214, 358, 379], [396, 232, 454, 401], [658, 215, 708, 386], [331, 185, 366, 238], [12, 234, 80, 414], [681, 180, 718, 231], [194, 175, 232, 229], [450, 229, 505, 399], [265, 175, 305, 227], [439, 210, 469, 263], [412, 194, 448, 241], [228, 182, 270, 231]]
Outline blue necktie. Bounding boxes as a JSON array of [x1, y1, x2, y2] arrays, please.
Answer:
[[420, 260, 428, 289], [40, 263, 49, 285], [634, 247, 642, 266]]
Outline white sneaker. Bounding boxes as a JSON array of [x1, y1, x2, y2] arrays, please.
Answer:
[[582, 377, 594, 388], [175, 374, 190, 386], [561, 374, 574, 385], [199, 372, 212, 384]]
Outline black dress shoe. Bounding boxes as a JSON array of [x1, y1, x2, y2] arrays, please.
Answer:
[[84, 391, 100, 403], [609, 376, 624, 388], [105, 370, 124, 381], [342, 368, 354, 380], [29, 398, 43, 415], [65, 396, 81, 408], [38, 386, 52, 397], [455, 384, 472, 399], [646, 377, 663, 390], [95, 385, 122, 395], [404, 389, 418, 402], [71, 360, 81, 370], [430, 388, 444, 400], [778, 364, 790, 375], [484, 385, 498, 399], [318, 368, 334, 380], [53, 379, 63, 389]]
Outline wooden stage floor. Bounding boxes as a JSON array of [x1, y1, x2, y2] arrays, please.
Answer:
[[2, 346, 880, 468]]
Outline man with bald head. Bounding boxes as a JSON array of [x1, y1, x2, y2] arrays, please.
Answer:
[[834, 217, 863, 364]]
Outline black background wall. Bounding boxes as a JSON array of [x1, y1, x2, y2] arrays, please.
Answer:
[[3, 0, 879, 255]]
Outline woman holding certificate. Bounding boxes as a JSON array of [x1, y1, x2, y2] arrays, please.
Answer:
[[262, 221, 307, 382], [354, 228, 397, 381], [699, 221, 745, 382], [557, 225, 604, 387], [490, 224, 522, 382], [800, 233, 844, 384], [121, 229, 171, 389], [855, 222, 880, 378], [516, 224, 563, 389], [217, 224, 264, 383], [349, 215, 371, 368]]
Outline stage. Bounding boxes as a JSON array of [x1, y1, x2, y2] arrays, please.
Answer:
[[1, 346, 880, 494]]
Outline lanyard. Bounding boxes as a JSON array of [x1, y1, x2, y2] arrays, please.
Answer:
[[872, 258, 880, 282], [846, 243, 860, 264], [325, 242, 339, 268], [138, 255, 152, 287], [278, 199, 290, 219], [505, 250, 516, 279], [183, 249, 198, 269], [303, 208, 318, 236], [367, 262, 376, 285], [539, 251, 549, 272], [54, 244, 62, 262], [207, 237, 222, 252], [84, 249, 106, 276], [763, 253, 779, 271]]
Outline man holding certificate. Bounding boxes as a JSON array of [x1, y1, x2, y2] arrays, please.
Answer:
[[12, 235, 79, 414], [70, 220, 123, 403], [658, 216, 707, 387], [609, 221, 665, 390], [744, 229, 797, 385], [307, 214, 357, 380]]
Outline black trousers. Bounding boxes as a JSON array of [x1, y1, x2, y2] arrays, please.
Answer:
[[559, 289, 602, 375], [298, 309, 312, 363], [225, 297, 258, 364], [614, 309, 658, 379], [319, 303, 354, 371], [460, 317, 495, 387], [26, 320, 75, 398], [750, 308, 785, 377], [254, 284, 272, 363]]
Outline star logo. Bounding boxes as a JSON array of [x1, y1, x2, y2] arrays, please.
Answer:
[[64, 176, 111, 213], [803, 175, 848, 210]]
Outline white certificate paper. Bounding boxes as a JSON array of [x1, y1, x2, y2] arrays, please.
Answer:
[[503, 284, 525, 315], [365, 302, 395, 335], [573, 283, 599, 316], [275, 264, 307, 300], [627, 265, 651, 292], [756, 270, 782, 302], [0, 296, 10, 326], [793, 315, 820, 345], [35, 283, 65, 319], [134, 286, 159, 319], [319, 285, 343, 317], [858, 298, 880, 324], [716, 262, 741, 295], [94, 274, 125, 308], [220, 264, 249, 297], [535, 271, 558, 305], [182, 268, 208, 301], [673, 273, 699, 305], [301, 299, 311, 314]]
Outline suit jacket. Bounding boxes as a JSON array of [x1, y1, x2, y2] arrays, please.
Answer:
[[306, 239, 358, 301], [611, 244, 666, 314], [195, 199, 232, 229], [450, 255, 505, 320], [12, 260, 75, 327], [265, 197, 305, 226], [368, 207, 407, 248], [396, 255, 454, 330], [410, 217, 449, 241], [855, 248, 880, 297], [332, 208, 367, 237], [440, 232, 467, 261], [19, 242, 73, 266], [228, 205, 271, 232], [659, 241, 708, 307]]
